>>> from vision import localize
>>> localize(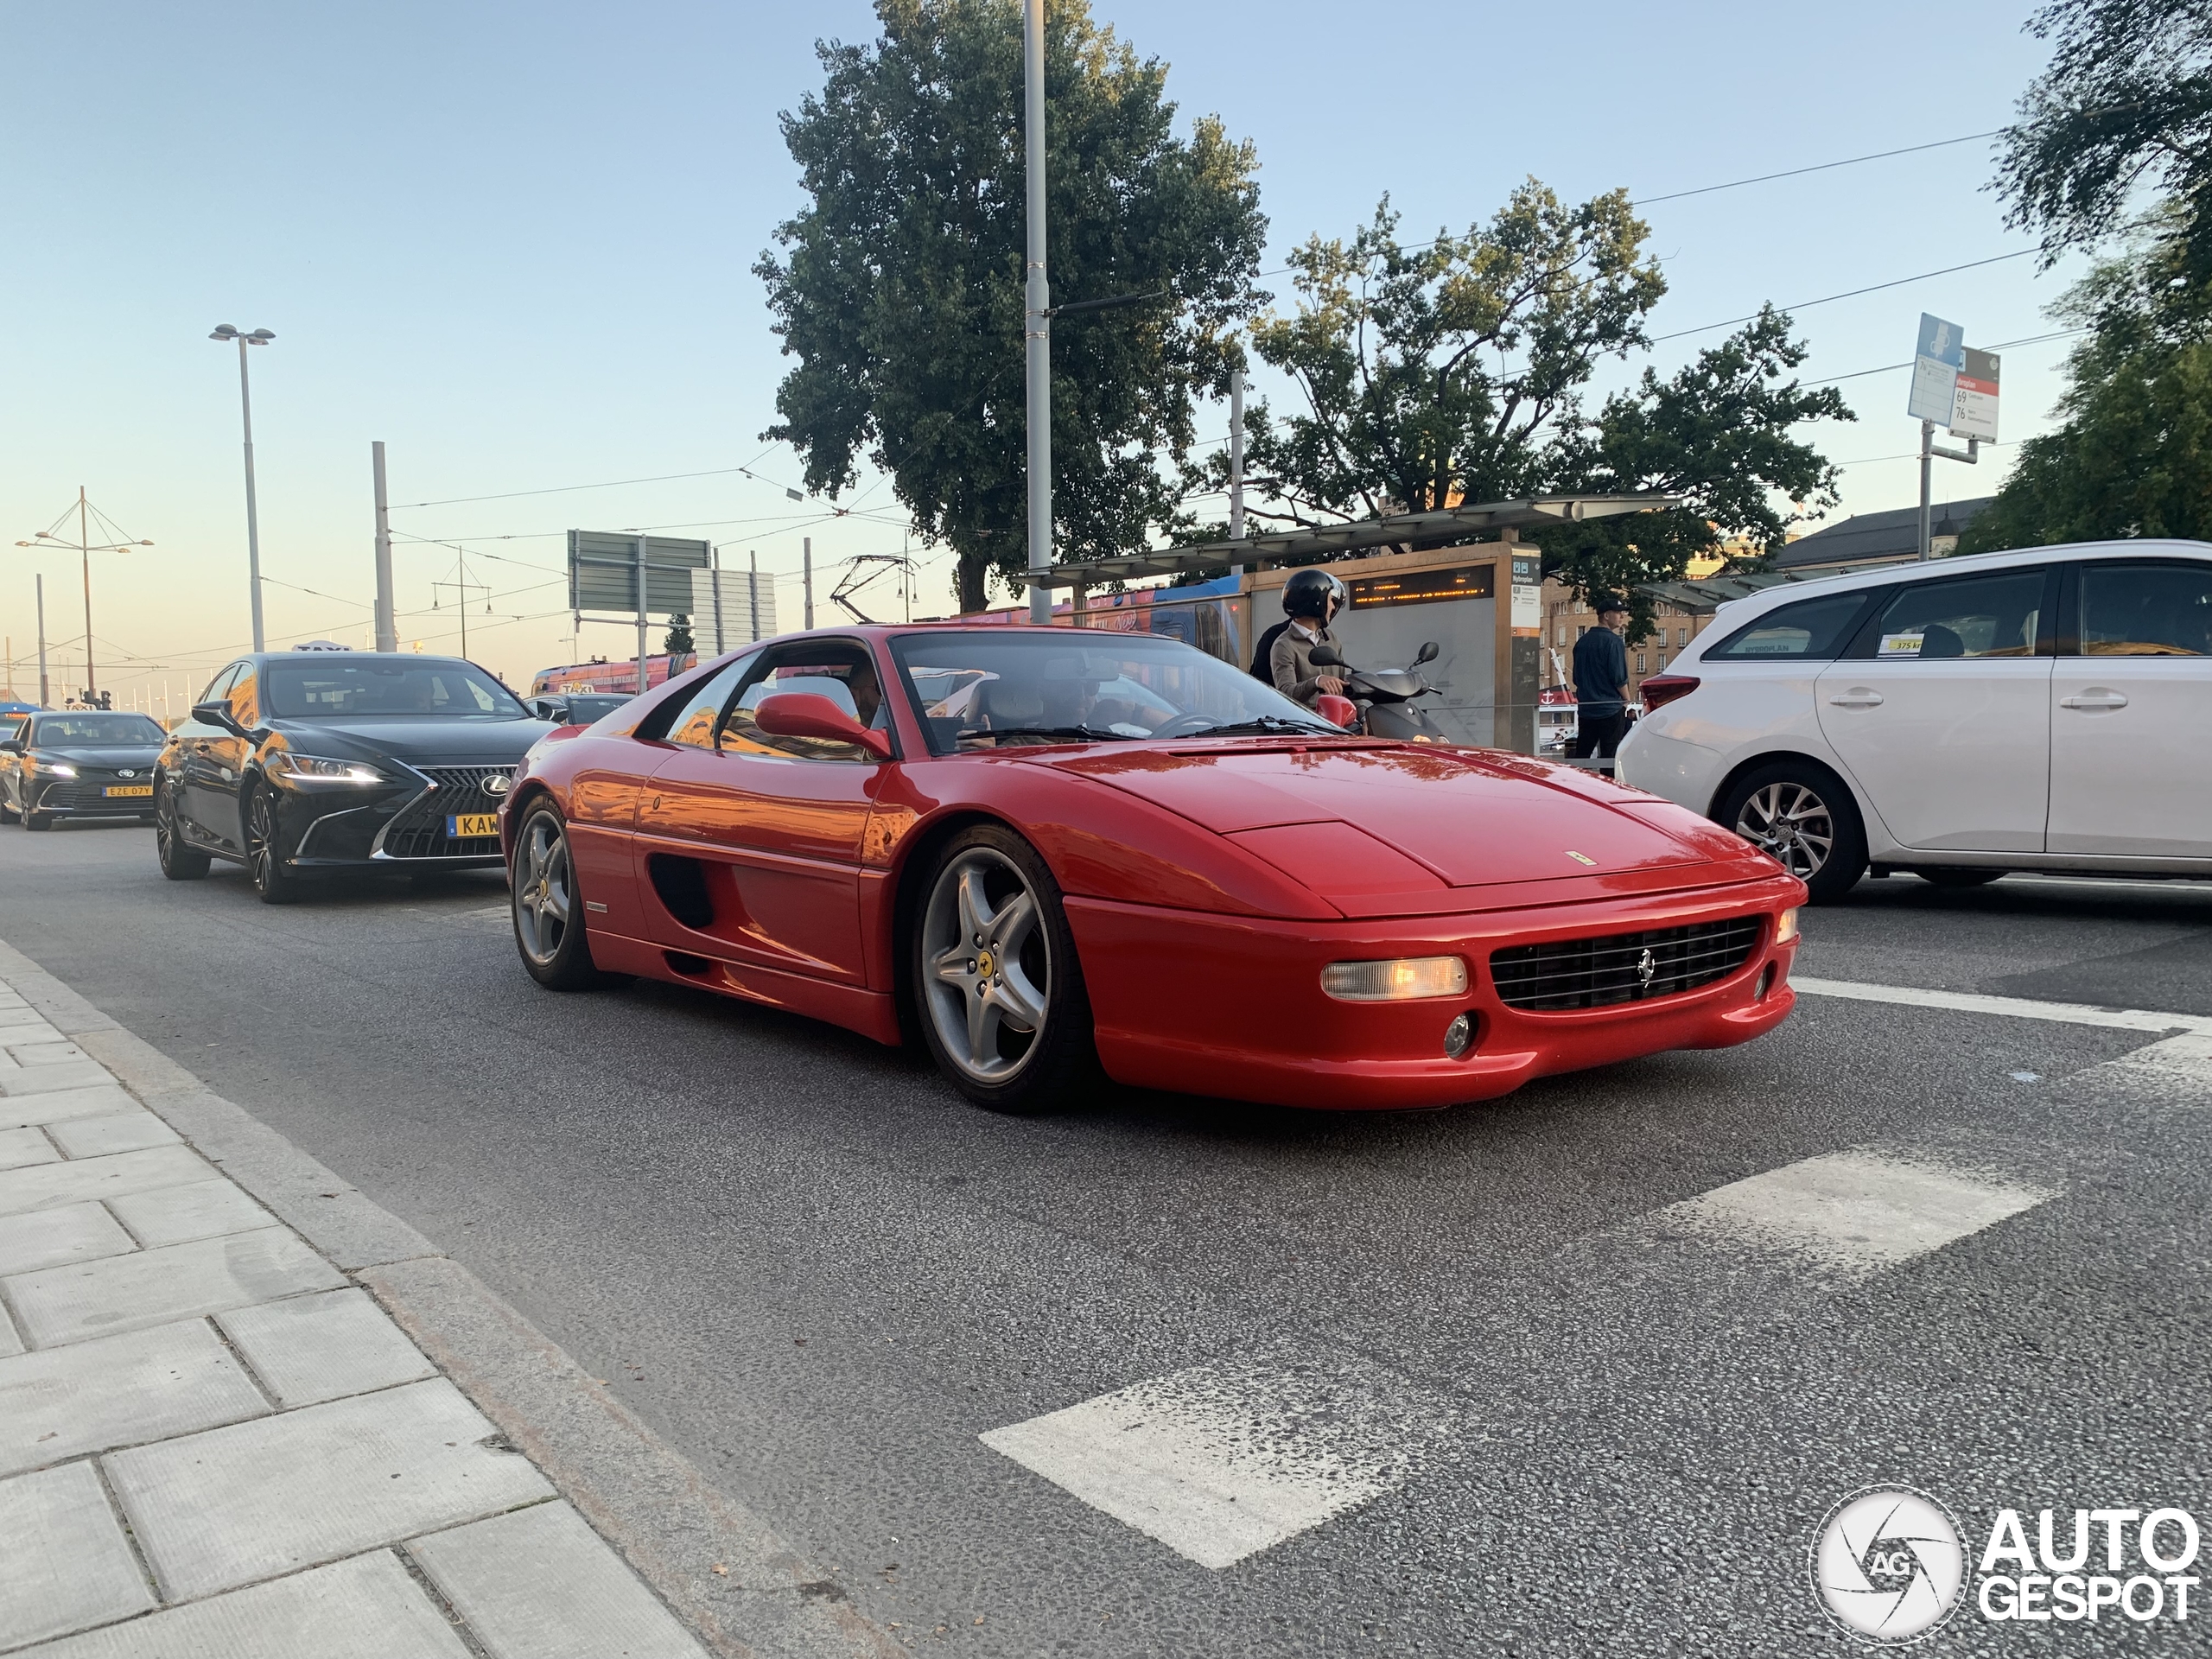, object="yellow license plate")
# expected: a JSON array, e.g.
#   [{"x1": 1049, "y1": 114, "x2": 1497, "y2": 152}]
[
  {"x1": 104, "y1": 785, "x2": 154, "y2": 798},
  {"x1": 446, "y1": 813, "x2": 499, "y2": 838}
]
